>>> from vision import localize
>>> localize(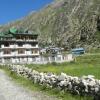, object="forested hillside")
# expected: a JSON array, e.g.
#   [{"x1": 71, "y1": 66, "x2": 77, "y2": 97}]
[{"x1": 0, "y1": 0, "x2": 100, "y2": 49}]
